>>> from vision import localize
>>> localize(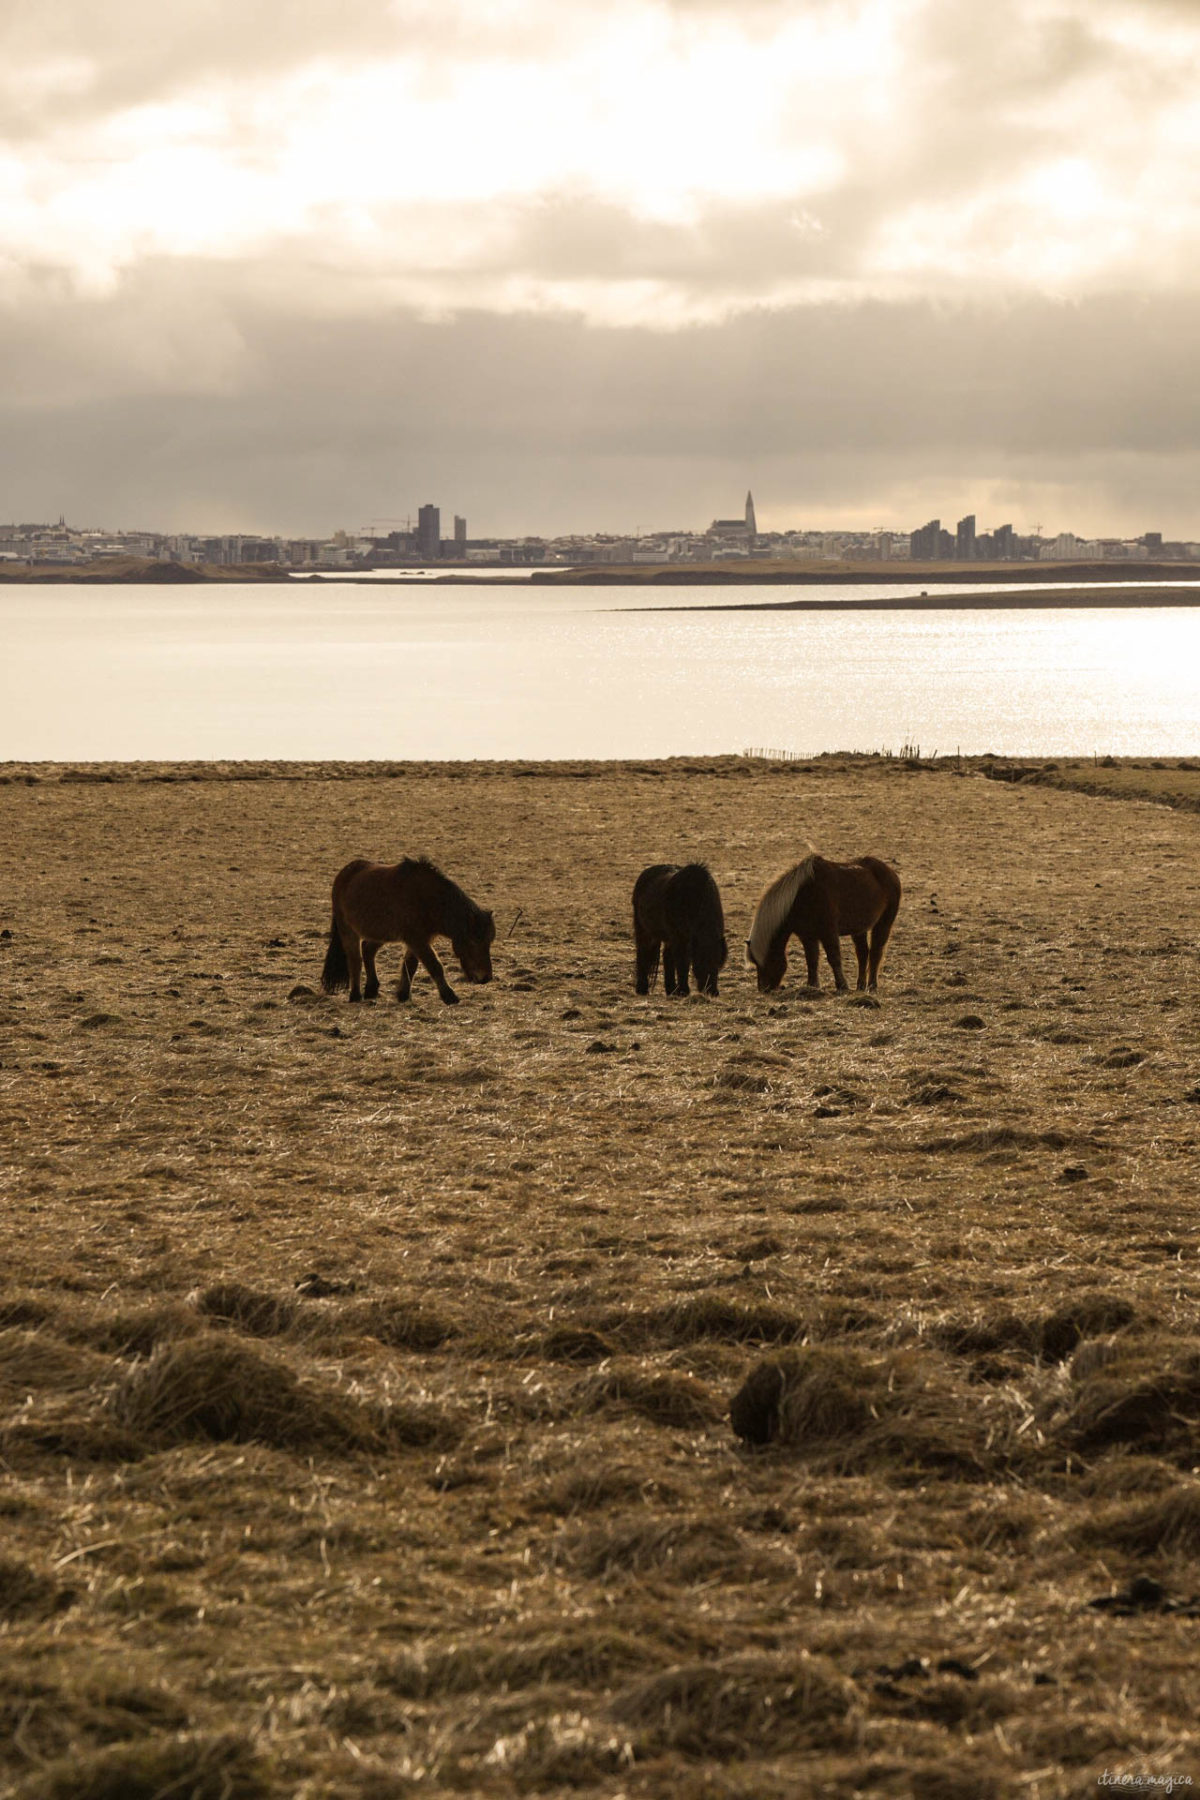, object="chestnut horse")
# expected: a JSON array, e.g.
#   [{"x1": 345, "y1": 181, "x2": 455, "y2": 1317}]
[
  {"x1": 320, "y1": 857, "x2": 495, "y2": 1005},
  {"x1": 746, "y1": 852, "x2": 901, "y2": 993},
  {"x1": 633, "y1": 863, "x2": 728, "y2": 996}
]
